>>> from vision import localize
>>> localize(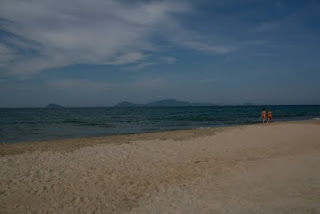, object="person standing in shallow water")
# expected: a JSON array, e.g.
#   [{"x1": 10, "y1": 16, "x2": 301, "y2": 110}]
[
  {"x1": 267, "y1": 109, "x2": 273, "y2": 123},
  {"x1": 261, "y1": 108, "x2": 267, "y2": 123}
]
